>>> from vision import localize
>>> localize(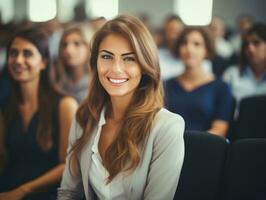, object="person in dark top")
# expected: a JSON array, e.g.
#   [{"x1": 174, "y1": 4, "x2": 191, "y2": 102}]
[
  {"x1": 0, "y1": 28, "x2": 78, "y2": 200},
  {"x1": 0, "y1": 68, "x2": 11, "y2": 108},
  {"x1": 165, "y1": 27, "x2": 234, "y2": 137}
]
